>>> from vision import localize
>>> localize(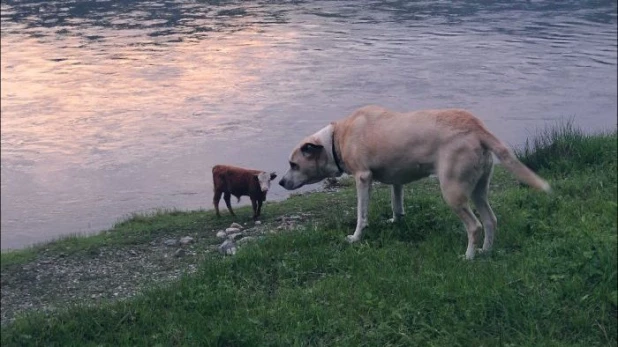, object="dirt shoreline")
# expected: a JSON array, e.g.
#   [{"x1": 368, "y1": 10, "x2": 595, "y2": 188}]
[
  {"x1": 1, "y1": 215, "x2": 321, "y2": 326},
  {"x1": 1, "y1": 235, "x2": 210, "y2": 326},
  {"x1": 0, "y1": 180, "x2": 346, "y2": 326}
]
